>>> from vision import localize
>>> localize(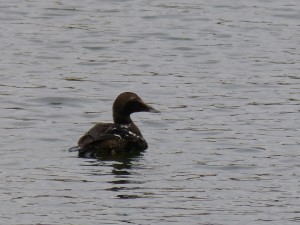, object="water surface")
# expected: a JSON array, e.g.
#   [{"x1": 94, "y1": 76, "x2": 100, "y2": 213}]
[{"x1": 0, "y1": 0, "x2": 299, "y2": 224}]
